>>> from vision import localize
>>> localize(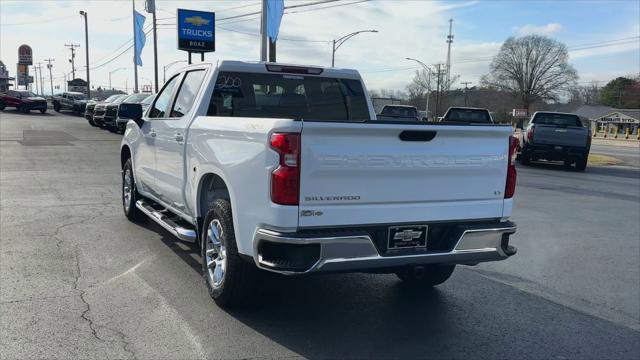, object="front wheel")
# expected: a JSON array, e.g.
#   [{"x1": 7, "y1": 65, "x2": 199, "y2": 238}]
[
  {"x1": 53, "y1": 104, "x2": 60, "y2": 112},
  {"x1": 122, "y1": 158, "x2": 145, "y2": 222},
  {"x1": 40, "y1": 109, "x2": 46, "y2": 114},
  {"x1": 395, "y1": 264, "x2": 456, "y2": 287},
  {"x1": 201, "y1": 199, "x2": 256, "y2": 307}
]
